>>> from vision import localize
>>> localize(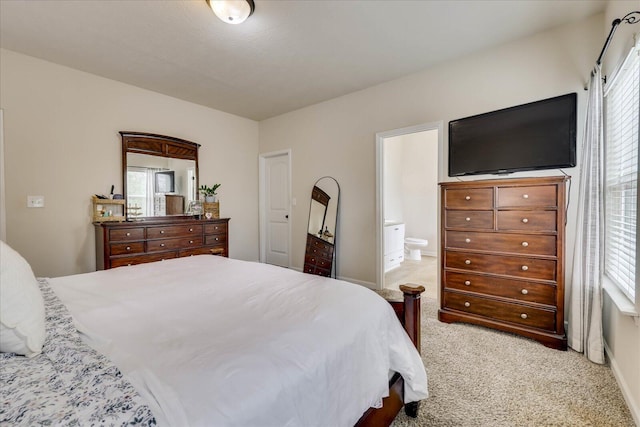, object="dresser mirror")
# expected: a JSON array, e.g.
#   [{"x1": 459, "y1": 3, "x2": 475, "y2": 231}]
[
  {"x1": 304, "y1": 177, "x2": 340, "y2": 277},
  {"x1": 121, "y1": 132, "x2": 200, "y2": 218}
]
